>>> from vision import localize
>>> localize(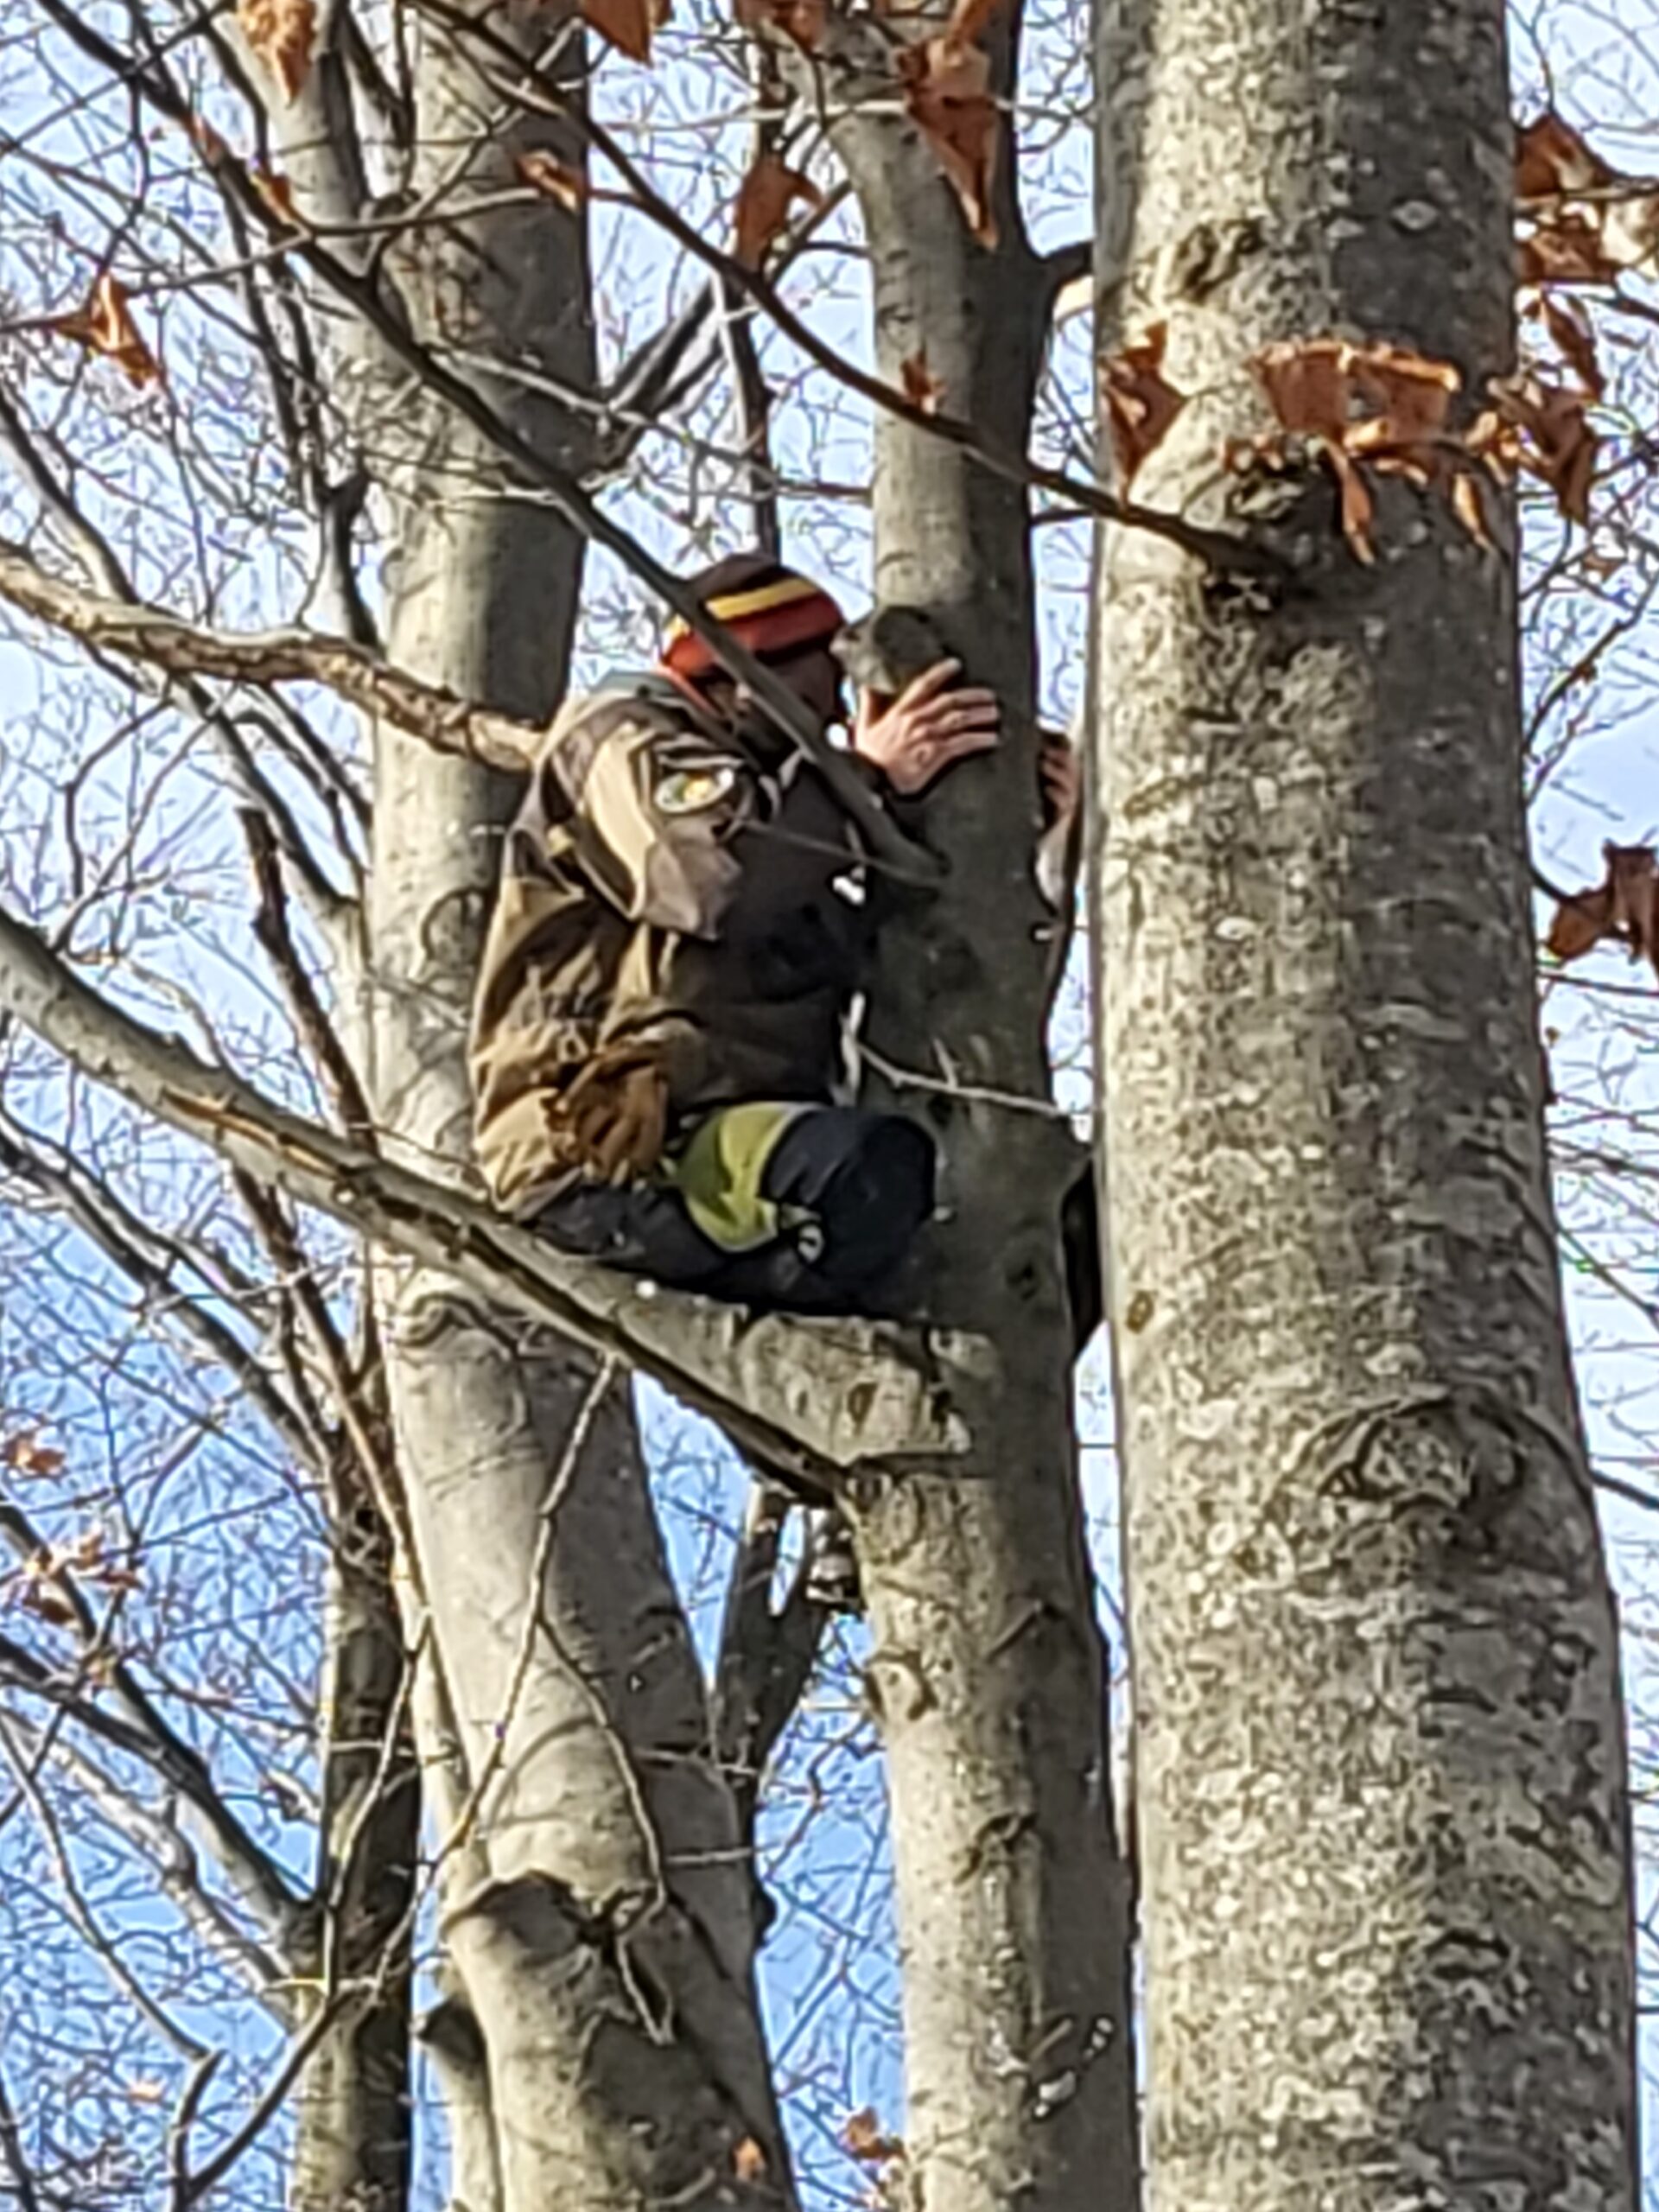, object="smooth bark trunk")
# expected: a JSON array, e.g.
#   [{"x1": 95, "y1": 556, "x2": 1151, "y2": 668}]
[
  {"x1": 823, "y1": 17, "x2": 1140, "y2": 2208},
  {"x1": 1092, "y1": 0, "x2": 1637, "y2": 2202}
]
